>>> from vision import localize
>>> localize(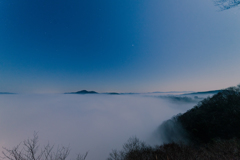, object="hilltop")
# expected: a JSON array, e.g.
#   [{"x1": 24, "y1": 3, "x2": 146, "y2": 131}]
[{"x1": 65, "y1": 90, "x2": 98, "y2": 94}]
